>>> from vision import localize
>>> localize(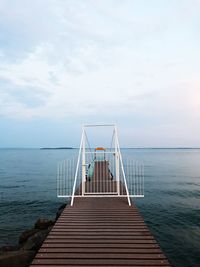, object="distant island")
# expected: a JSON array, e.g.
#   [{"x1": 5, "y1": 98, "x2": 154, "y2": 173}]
[{"x1": 40, "y1": 147, "x2": 74, "y2": 150}]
